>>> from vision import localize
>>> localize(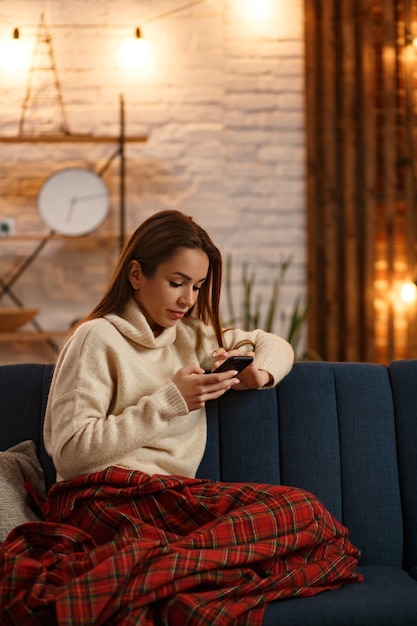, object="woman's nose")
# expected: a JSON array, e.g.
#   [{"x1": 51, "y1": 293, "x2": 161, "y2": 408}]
[{"x1": 178, "y1": 288, "x2": 195, "y2": 308}]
